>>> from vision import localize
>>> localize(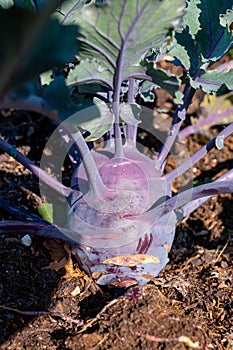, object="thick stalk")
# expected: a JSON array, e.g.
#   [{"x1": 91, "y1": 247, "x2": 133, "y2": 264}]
[
  {"x1": 124, "y1": 124, "x2": 138, "y2": 147},
  {"x1": 112, "y1": 80, "x2": 124, "y2": 157},
  {"x1": 113, "y1": 115, "x2": 124, "y2": 158},
  {"x1": 0, "y1": 137, "x2": 74, "y2": 197},
  {"x1": 0, "y1": 221, "x2": 76, "y2": 243},
  {"x1": 104, "y1": 127, "x2": 115, "y2": 148},
  {"x1": 124, "y1": 78, "x2": 138, "y2": 147},
  {"x1": 64, "y1": 123, "x2": 112, "y2": 199},
  {"x1": 58, "y1": 125, "x2": 82, "y2": 168},
  {"x1": 164, "y1": 122, "x2": 233, "y2": 183}
]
